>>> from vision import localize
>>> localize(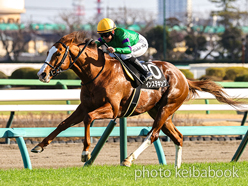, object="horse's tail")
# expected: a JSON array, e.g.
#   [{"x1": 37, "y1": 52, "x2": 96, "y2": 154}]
[{"x1": 187, "y1": 79, "x2": 242, "y2": 107}]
